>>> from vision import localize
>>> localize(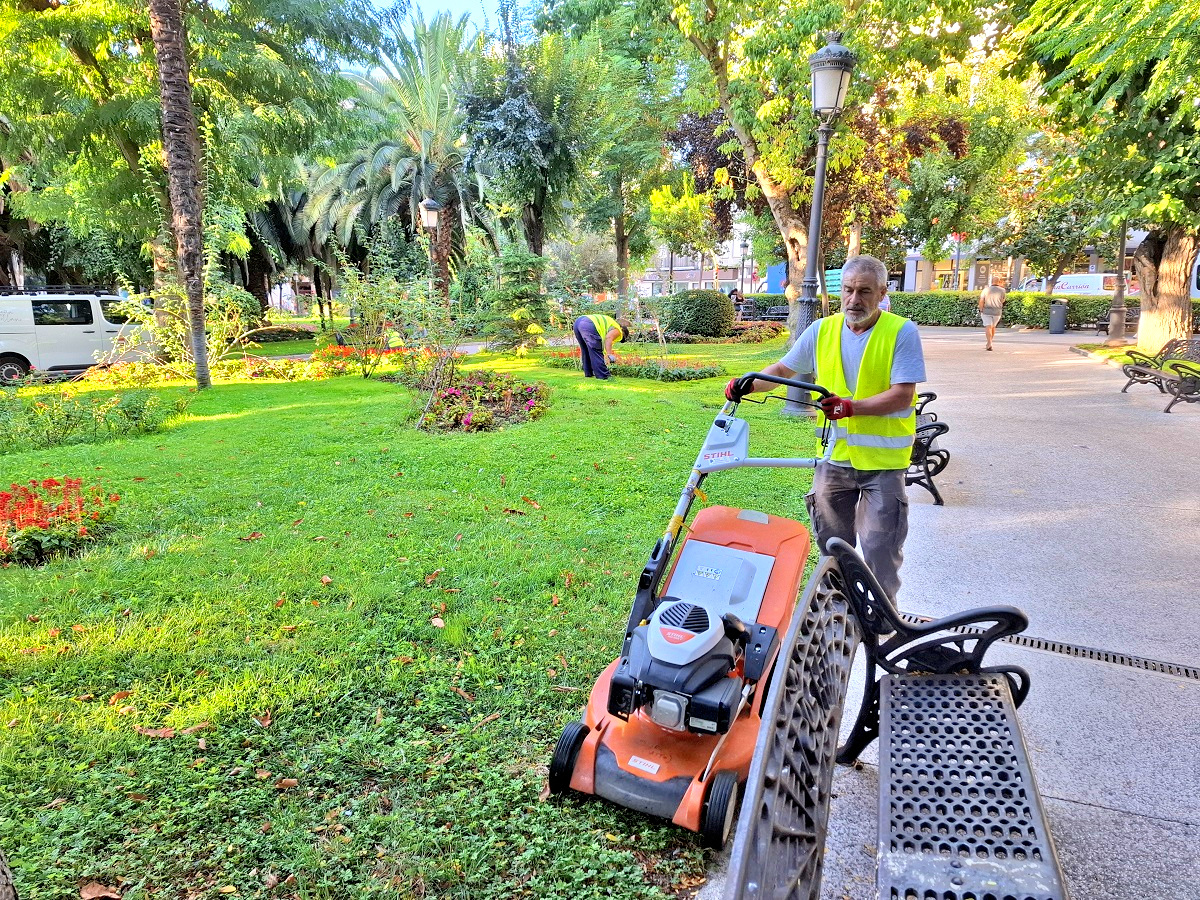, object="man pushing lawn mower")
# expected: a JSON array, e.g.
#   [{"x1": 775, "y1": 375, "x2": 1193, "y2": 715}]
[
  {"x1": 572, "y1": 313, "x2": 631, "y2": 379},
  {"x1": 726, "y1": 254, "x2": 926, "y2": 600}
]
